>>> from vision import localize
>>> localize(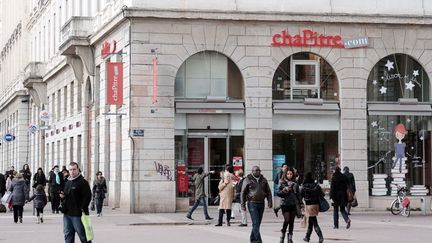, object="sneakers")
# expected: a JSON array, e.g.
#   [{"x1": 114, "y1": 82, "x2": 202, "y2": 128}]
[
  {"x1": 238, "y1": 224, "x2": 247, "y2": 227},
  {"x1": 346, "y1": 219, "x2": 351, "y2": 229},
  {"x1": 205, "y1": 217, "x2": 213, "y2": 220},
  {"x1": 19, "y1": 217, "x2": 23, "y2": 223},
  {"x1": 186, "y1": 215, "x2": 193, "y2": 220}
]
